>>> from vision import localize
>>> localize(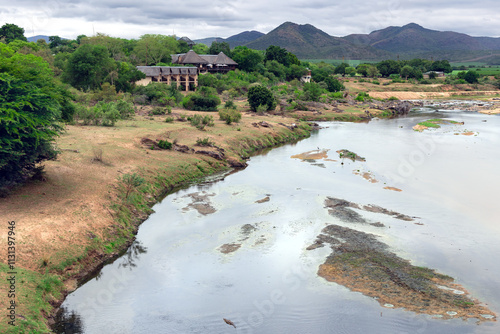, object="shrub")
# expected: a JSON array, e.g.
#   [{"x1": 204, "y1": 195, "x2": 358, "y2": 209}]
[
  {"x1": 355, "y1": 92, "x2": 371, "y2": 102},
  {"x1": 247, "y1": 85, "x2": 276, "y2": 112},
  {"x1": 188, "y1": 114, "x2": 214, "y2": 130},
  {"x1": 219, "y1": 109, "x2": 242, "y2": 124},
  {"x1": 157, "y1": 139, "x2": 172, "y2": 150},
  {"x1": 196, "y1": 137, "x2": 214, "y2": 146},
  {"x1": 148, "y1": 107, "x2": 166, "y2": 116},
  {"x1": 165, "y1": 116, "x2": 174, "y2": 123},
  {"x1": 119, "y1": 173, "x2": 145, "y2": 200},
  {"x1": 115, "y1": 100, "x2": 135, "y2": 119},
  {"x1": 224, "y1": 99, "x2": 237, "y2": 109},
  {"x1": 302, "y1": 82, "x2": 323, "y2": 101},
  {"x1": 183, "y1": 94, "x2": 221, "y2": 111}
]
